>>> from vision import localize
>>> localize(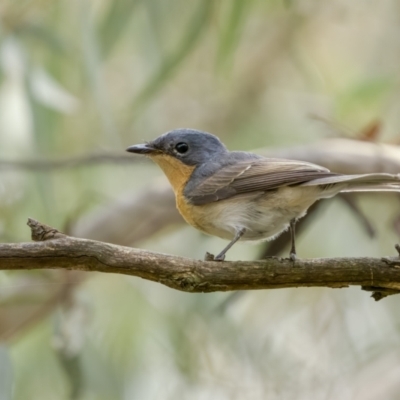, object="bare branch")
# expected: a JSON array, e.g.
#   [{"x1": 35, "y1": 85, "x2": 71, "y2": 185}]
[
  {"x1": 0, "y1": 153, "x2": 139, "y2": 171},
  {"x1": 1, "y1": 219, "x2": 400, "y2": 301},
  {"x1": 0, "y1": 139, "x2": 399, "y2": 174},
  {"x1": 260, "y1": 139, "x2": 400, "y2": 174}
]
